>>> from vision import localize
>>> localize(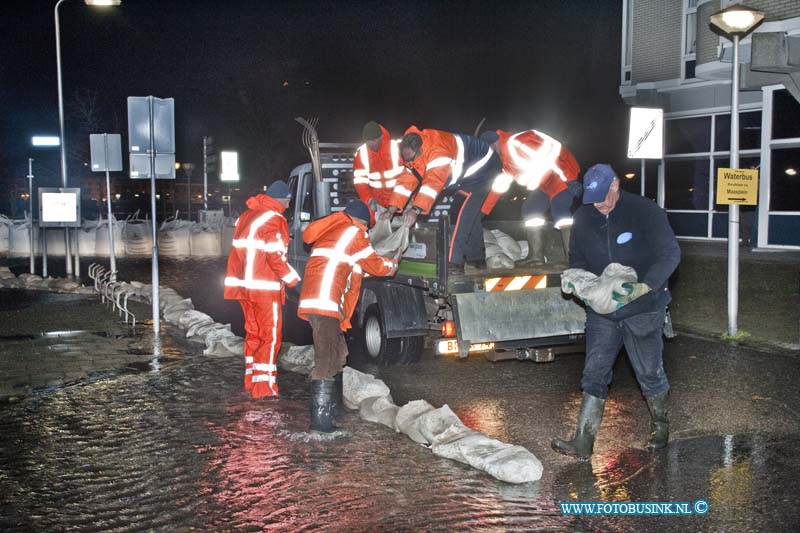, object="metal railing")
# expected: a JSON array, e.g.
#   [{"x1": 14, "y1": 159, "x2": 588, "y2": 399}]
[{"x1": 88, "y1": 263, "x2": 136, "y2": 328}]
